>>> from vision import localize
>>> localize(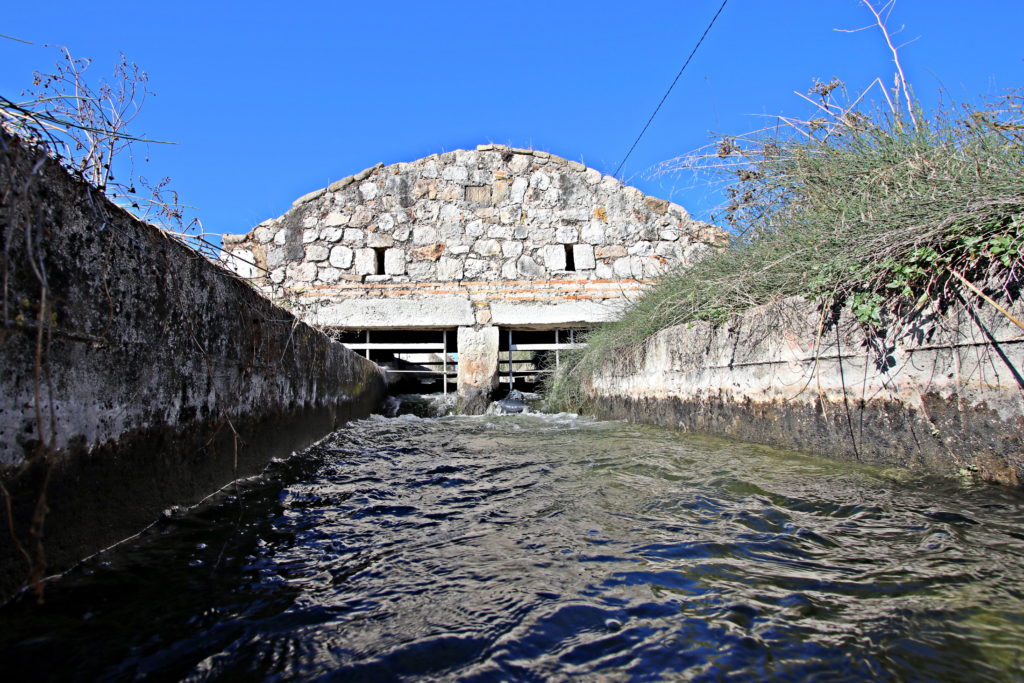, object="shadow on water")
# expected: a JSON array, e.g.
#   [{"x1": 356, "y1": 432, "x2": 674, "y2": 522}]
[{"x1": 2, "y1": 411, "x2": 1024, "y2": 681}]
